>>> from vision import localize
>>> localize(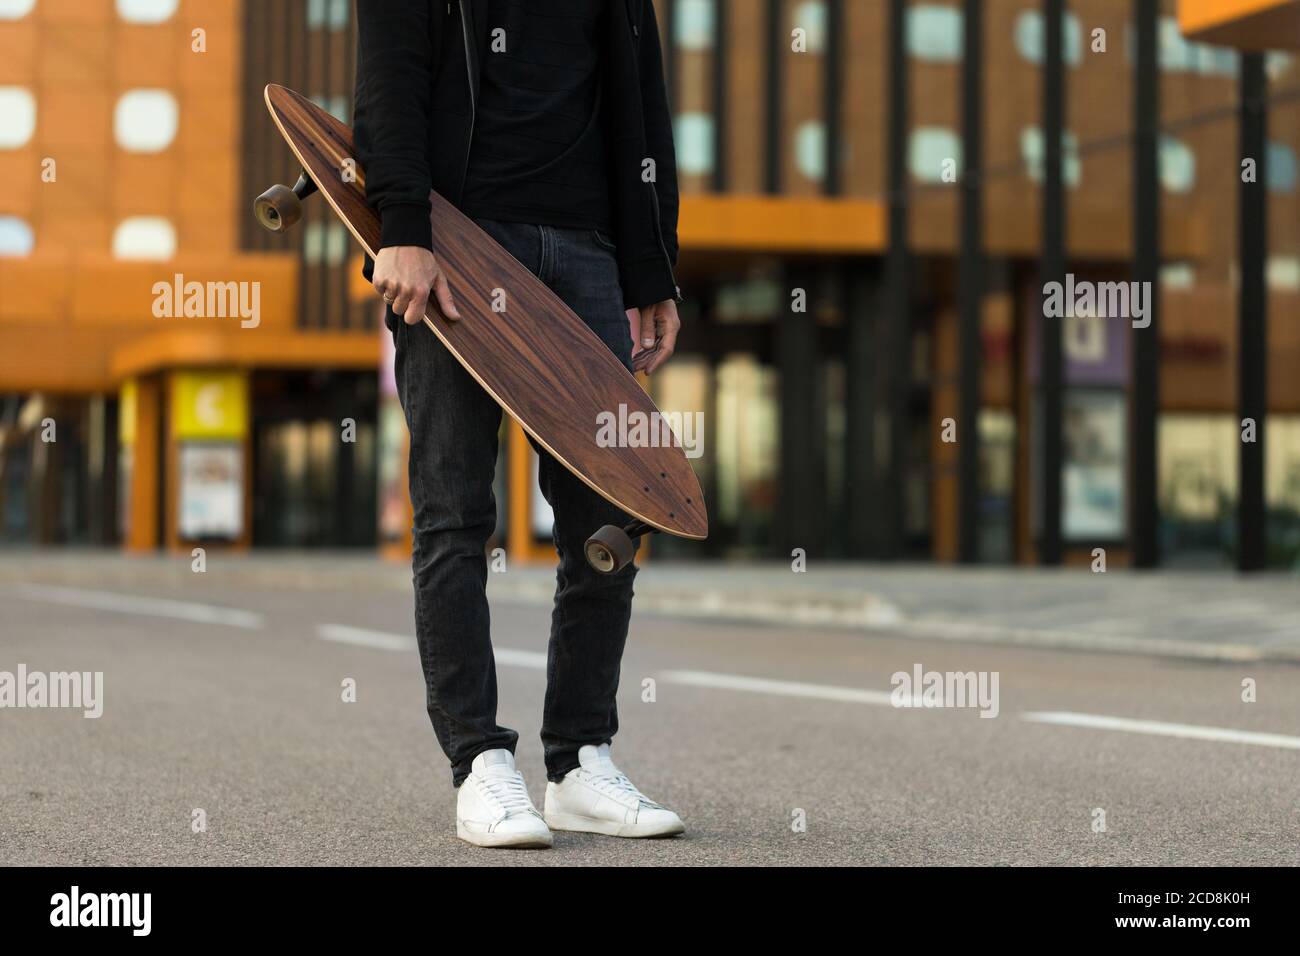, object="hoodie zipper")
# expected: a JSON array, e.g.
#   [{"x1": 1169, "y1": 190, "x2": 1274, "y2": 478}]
[
  {"x1": 455, "y1": 0, "x2": 678, "y2": 302},
  {"x1": 631, "y1": 0, "x2": 680, "y2": 302},
  {"x1": 647, "y1": 181, "x2": 681, "y2": 302},
  {"x1": 456, "y1": 0, "x2": 477, "y2": 203}
]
